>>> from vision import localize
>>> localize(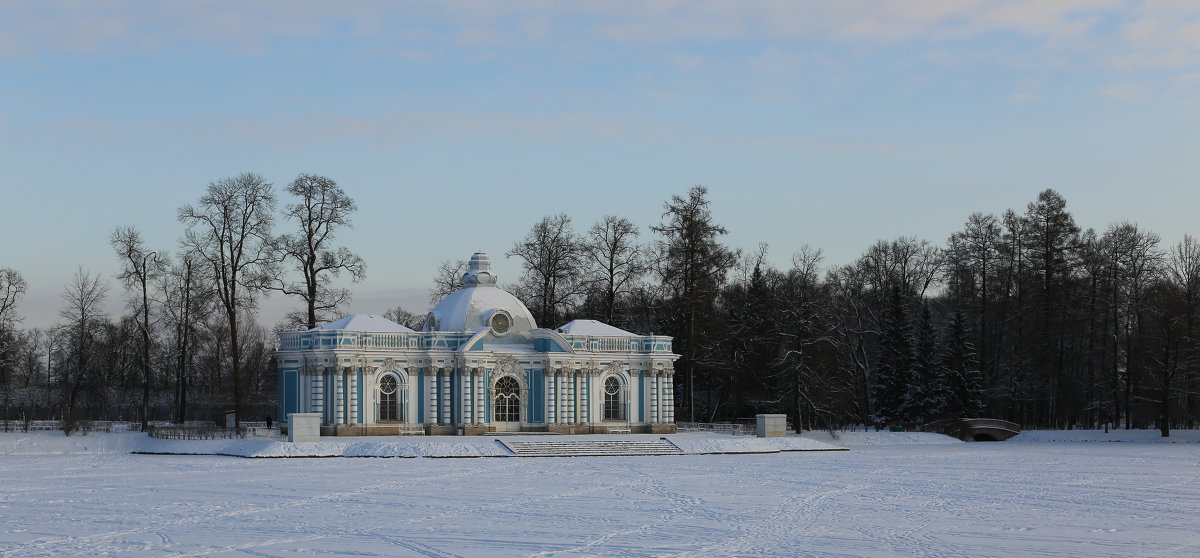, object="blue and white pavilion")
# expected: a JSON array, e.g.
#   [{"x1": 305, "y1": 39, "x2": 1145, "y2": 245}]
[{"x1": 275, "y1": 252, "x2": 678, "y2": 435}]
